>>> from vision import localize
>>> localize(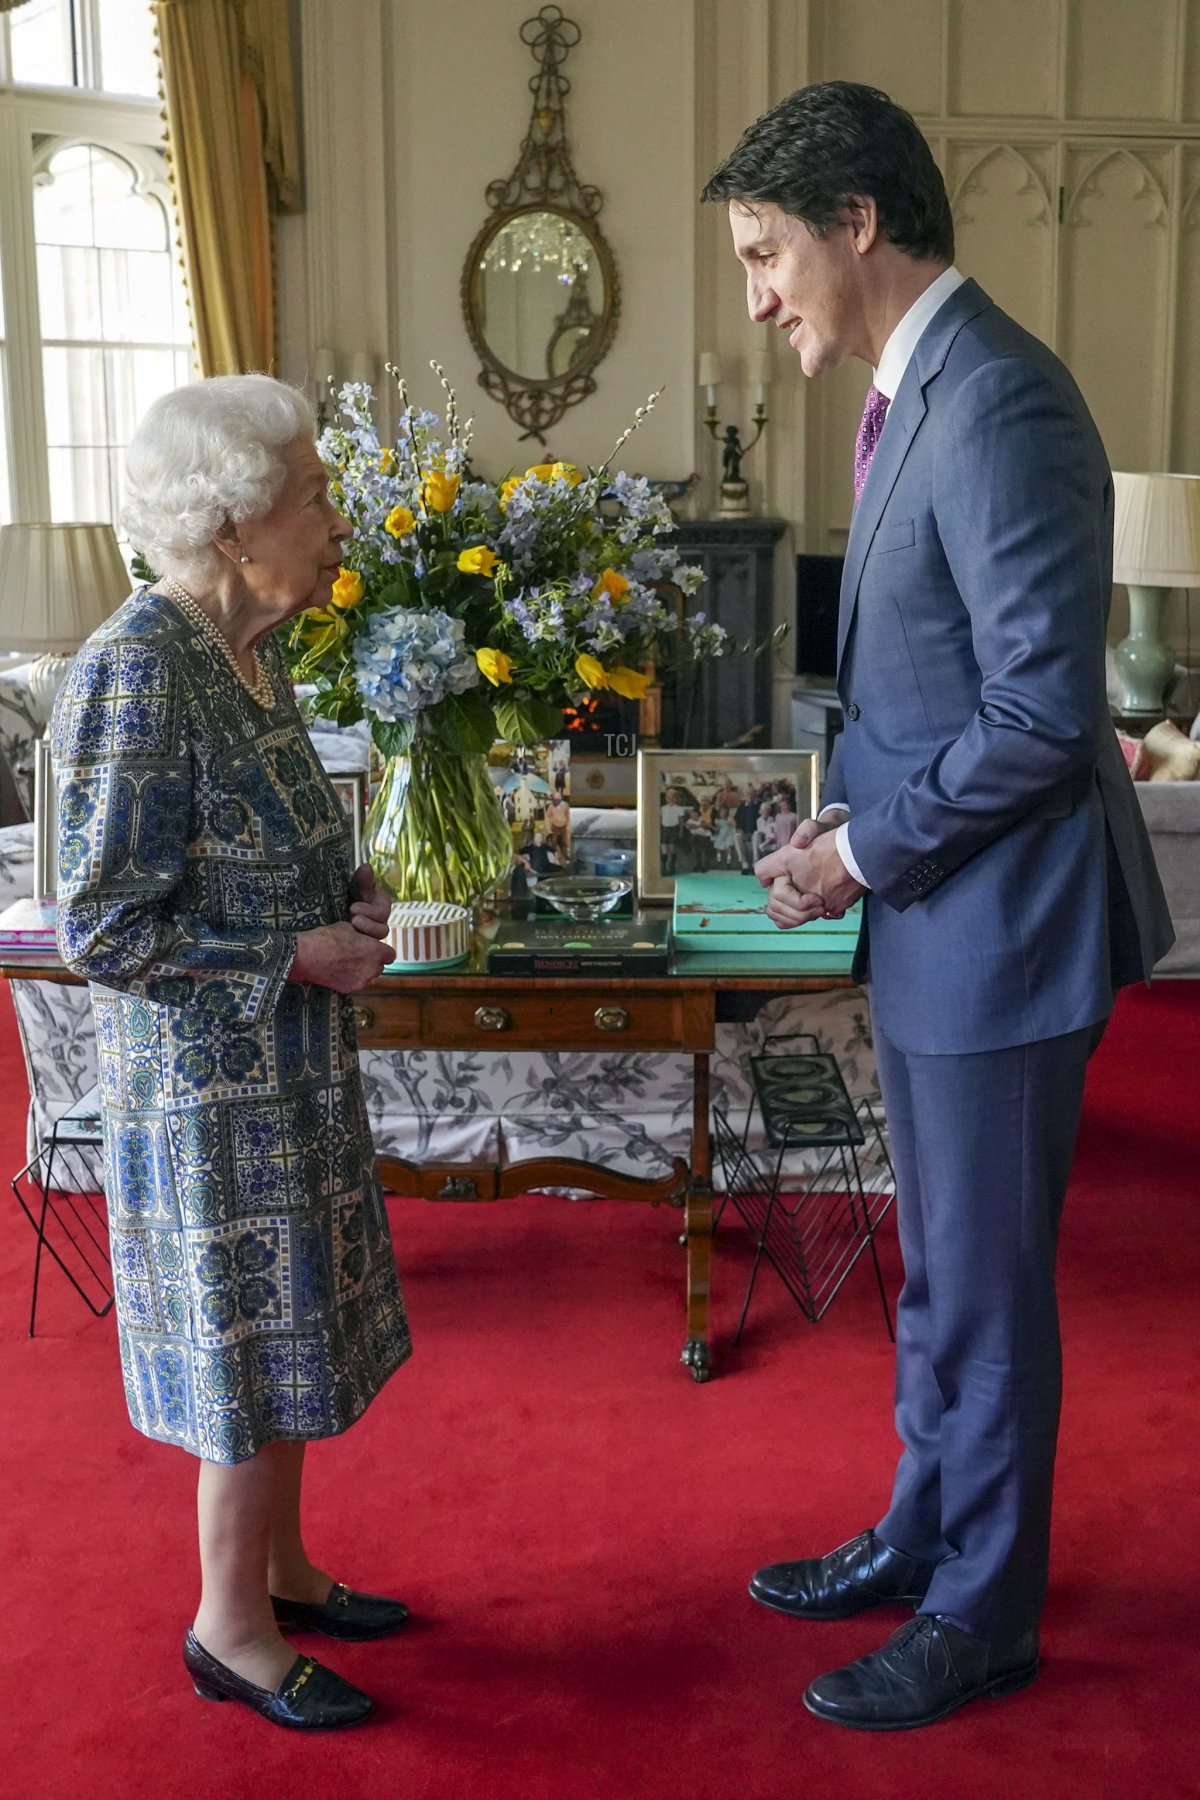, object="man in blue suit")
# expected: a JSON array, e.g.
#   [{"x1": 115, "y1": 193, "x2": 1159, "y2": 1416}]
[{"x1": 704, "y1": 83, "x2": 1173, "y2": 1731}]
